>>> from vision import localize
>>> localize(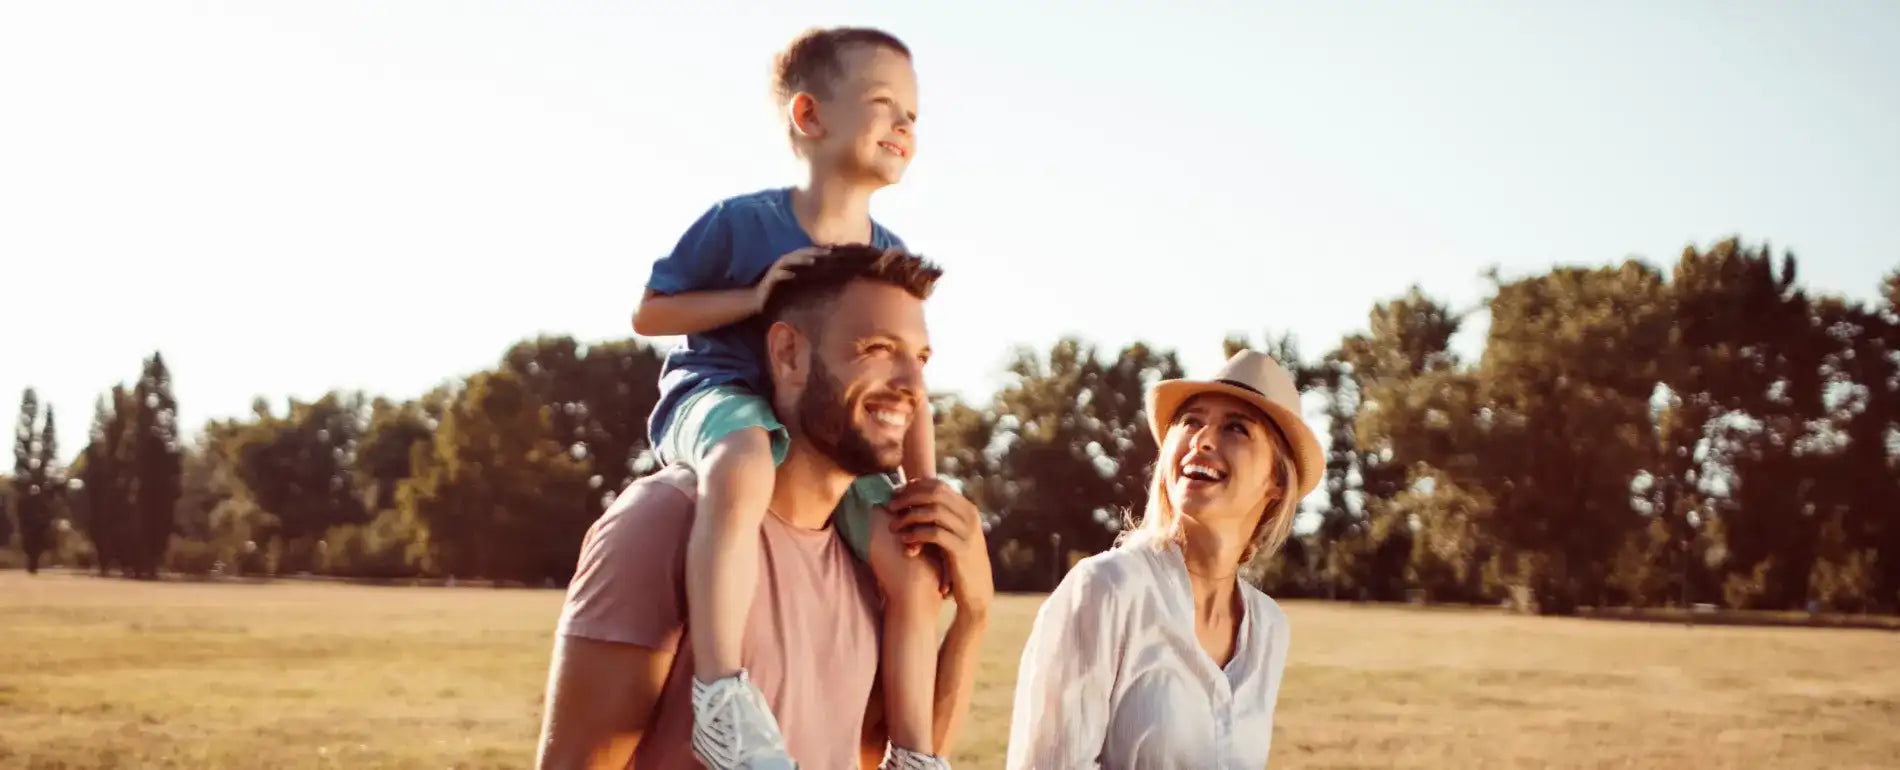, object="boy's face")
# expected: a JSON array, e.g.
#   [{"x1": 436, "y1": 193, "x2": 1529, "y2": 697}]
[{"x1": 806, "y1": 44, "x2": 918, "y2": 185}]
